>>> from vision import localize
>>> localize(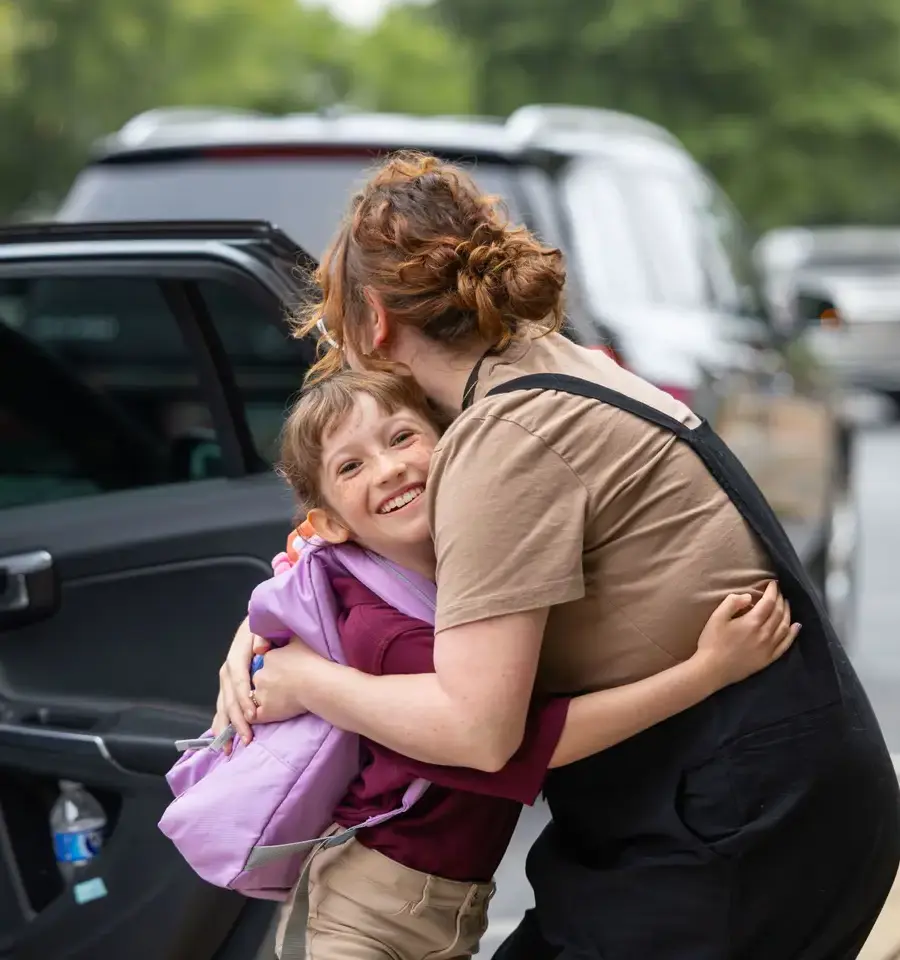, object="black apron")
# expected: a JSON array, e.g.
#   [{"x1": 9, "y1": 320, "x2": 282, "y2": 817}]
[{"x1": 481, "y1": 375, "x2": 900, "y2": 960}]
